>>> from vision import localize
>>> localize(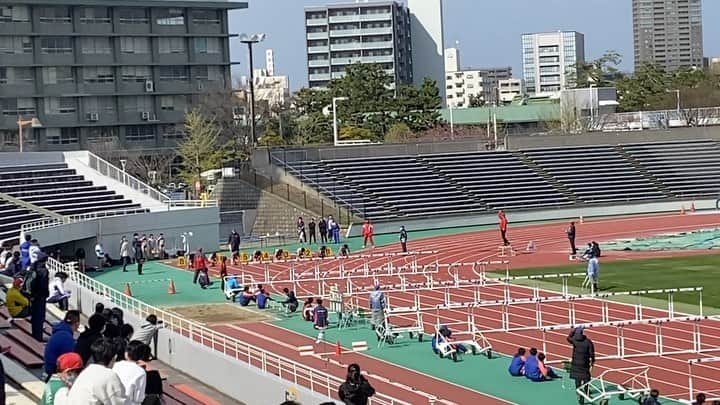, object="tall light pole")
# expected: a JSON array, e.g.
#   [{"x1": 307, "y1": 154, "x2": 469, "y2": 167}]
[
  {"x1": 16, "y1": 117, "x2": 42, "y2": 153},
  {"x1": 332, "y1": 97, "x2": 348, "y2": 146},
  {"x1": 239, "y1": 33, "x2": 266, "y2": 147},
  {"x1": 588, "y1": 84, "x2": 597, "y2": 125},
  {"x1": 674, "y1": 89, "x2": 680, "y2": 114}
]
